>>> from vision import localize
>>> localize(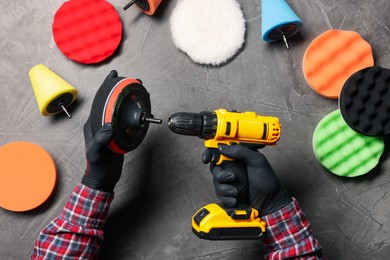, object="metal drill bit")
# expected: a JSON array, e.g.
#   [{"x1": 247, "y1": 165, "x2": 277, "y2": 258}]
[
  {"x1": 61, "y1": 105, "x2": 72, "y2": 119},
  {"x1": 282, "y1": 34, "x2": 290, "y2": 50},
  {"x1": 123, "y1": 0, "x2": 137, "y2": 10},
  {"x1": 144, "y1": 116, "x2": 163, "y2": 124}
]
